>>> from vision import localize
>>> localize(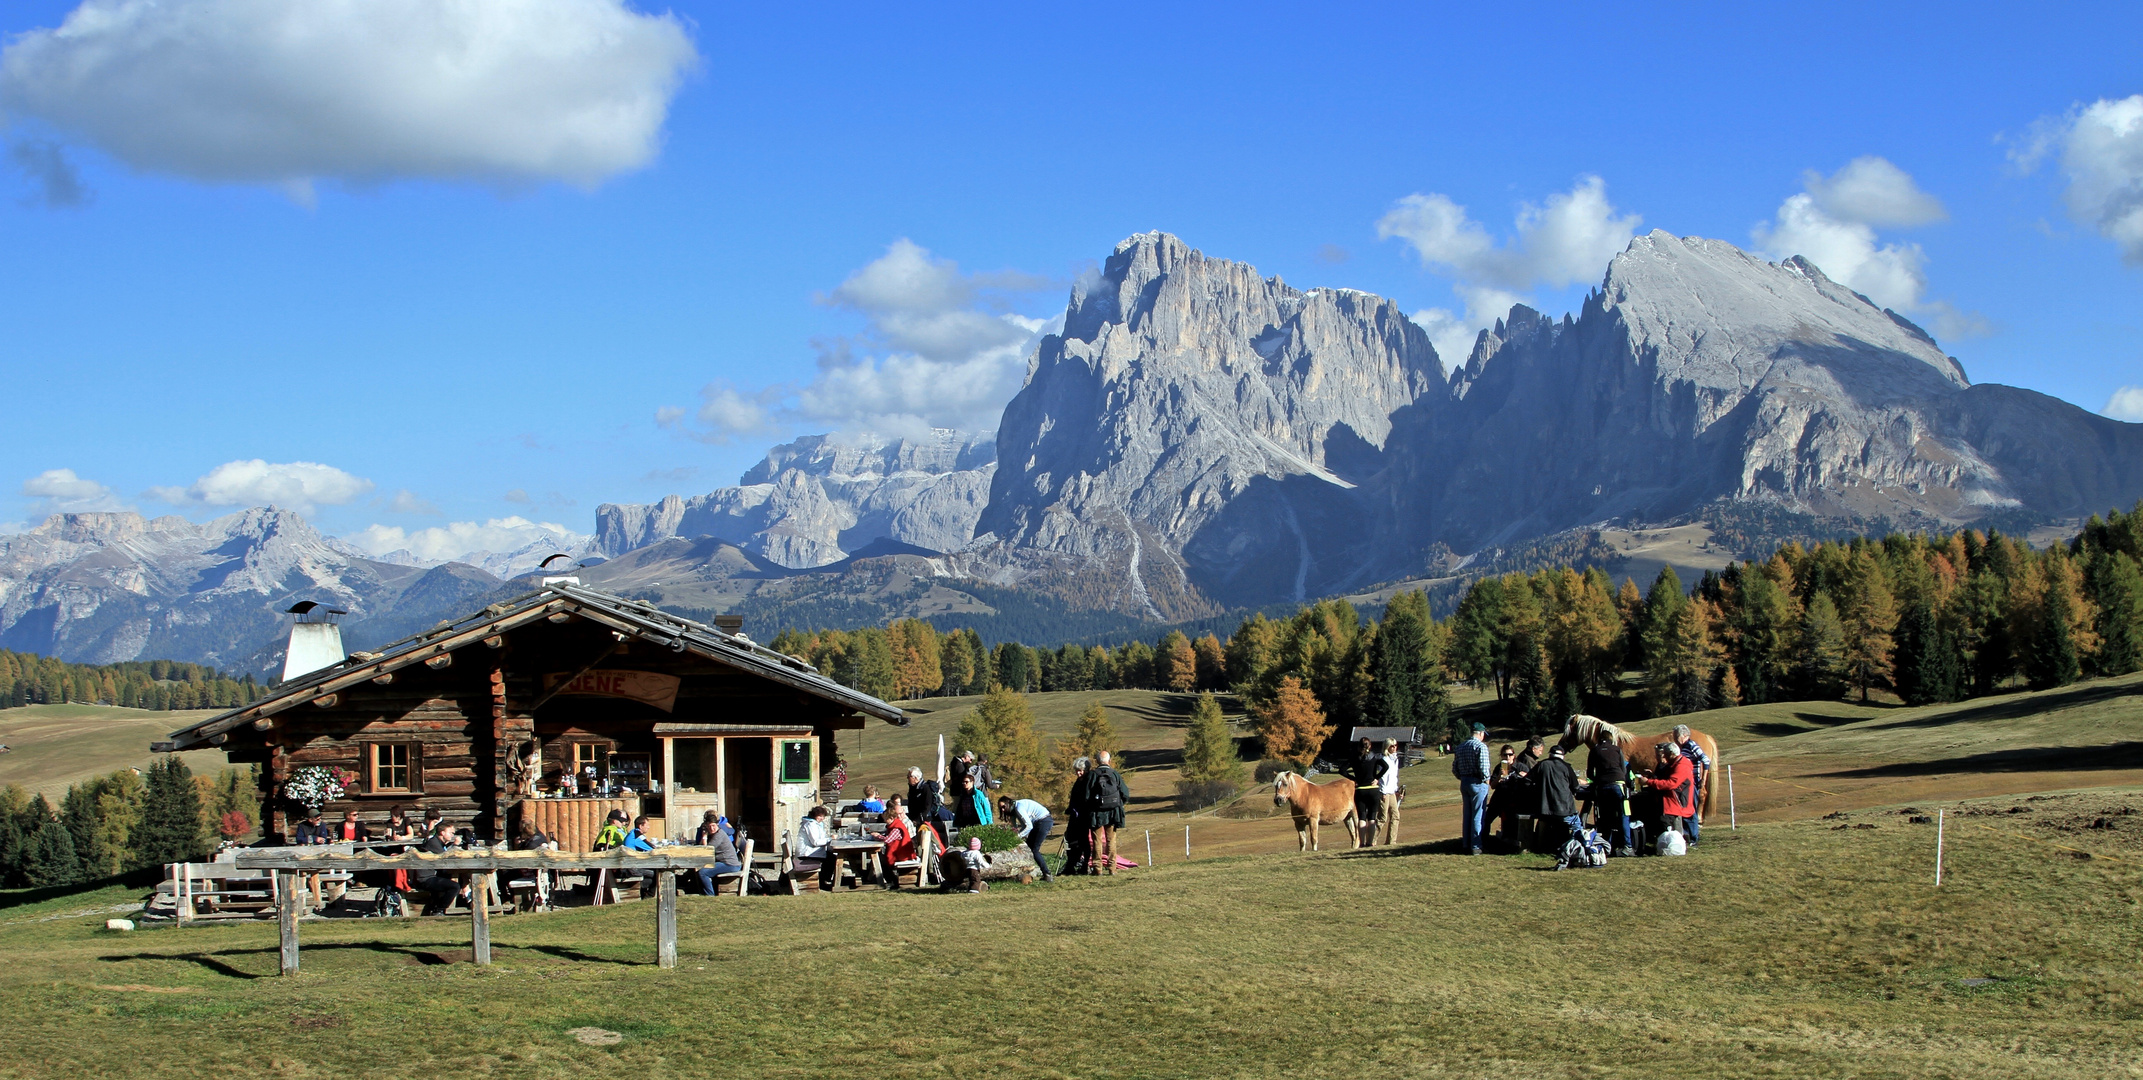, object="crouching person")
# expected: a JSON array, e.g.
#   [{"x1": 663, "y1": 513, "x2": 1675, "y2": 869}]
[{"x1": 947, "y1": 837, "x2": 992, "y2": 893}]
